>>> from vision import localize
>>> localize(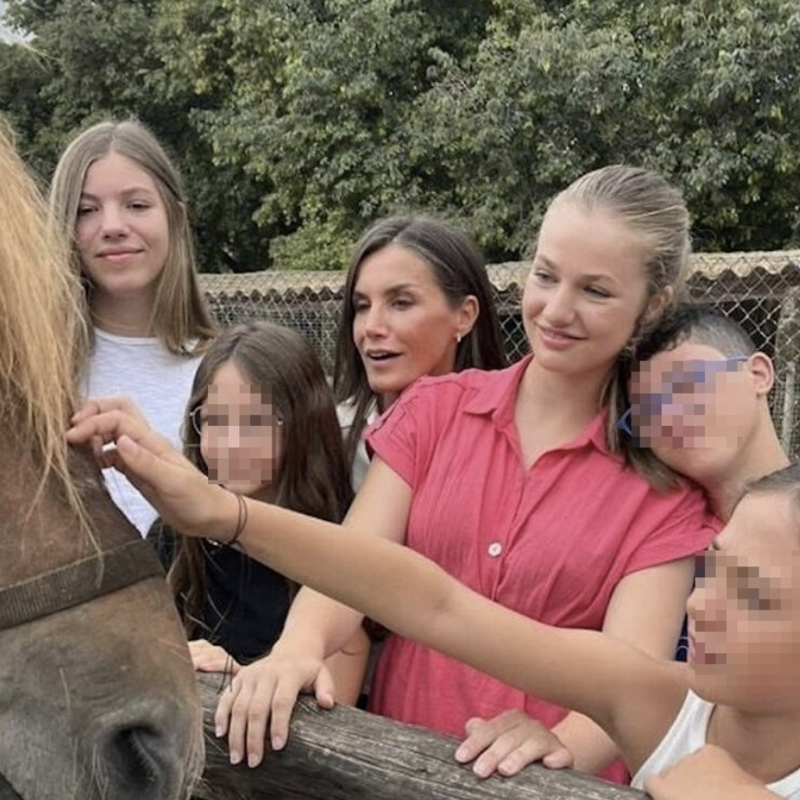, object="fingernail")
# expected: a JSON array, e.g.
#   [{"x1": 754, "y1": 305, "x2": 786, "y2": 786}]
[
  {"x1": 454, "y1": 746, "x2": 467, "y2": 762},
  {"x1": 215, "y1": 724, "x2": 223, "y2": 737},
  {"x1": 248, "y1": 753, "x2": 259, "y2": 768},
  {"x1": 229, "y1": 750, "x2": 241, "y2": 765},
  {"x1": 272, "y1": 735, "x2": 285, "y2": 750}
]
